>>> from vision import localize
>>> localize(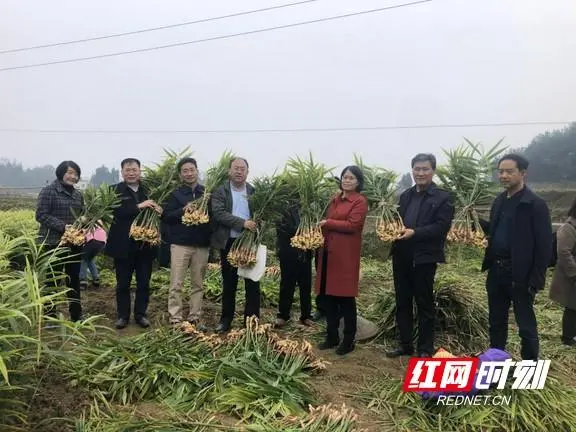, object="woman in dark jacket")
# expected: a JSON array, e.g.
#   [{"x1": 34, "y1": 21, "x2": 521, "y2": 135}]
[
  {"x1": 550, "y1": 198, "x2": 576, "y2": 345},
  {"x1": 36, "y1": 161, "x2": 84, "y2": 322}
]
